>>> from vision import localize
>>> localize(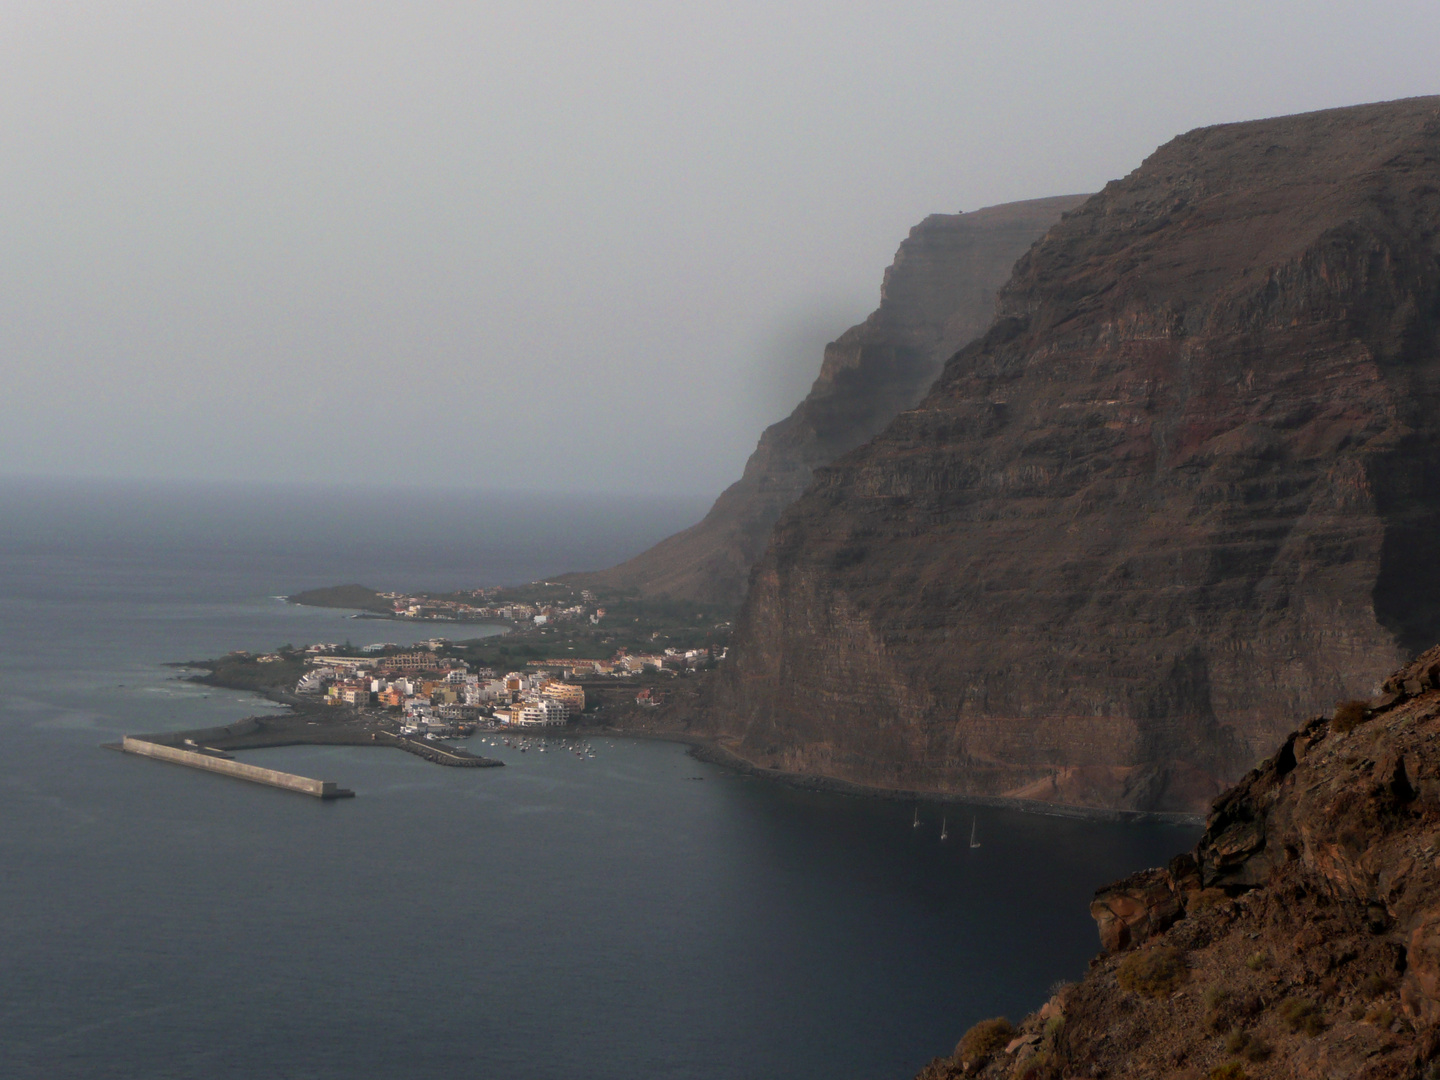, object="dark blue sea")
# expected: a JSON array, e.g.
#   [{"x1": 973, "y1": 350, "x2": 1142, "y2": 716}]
[{"x1": 0, "y1": 477, "x2": 1197, "y2": 1079}]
